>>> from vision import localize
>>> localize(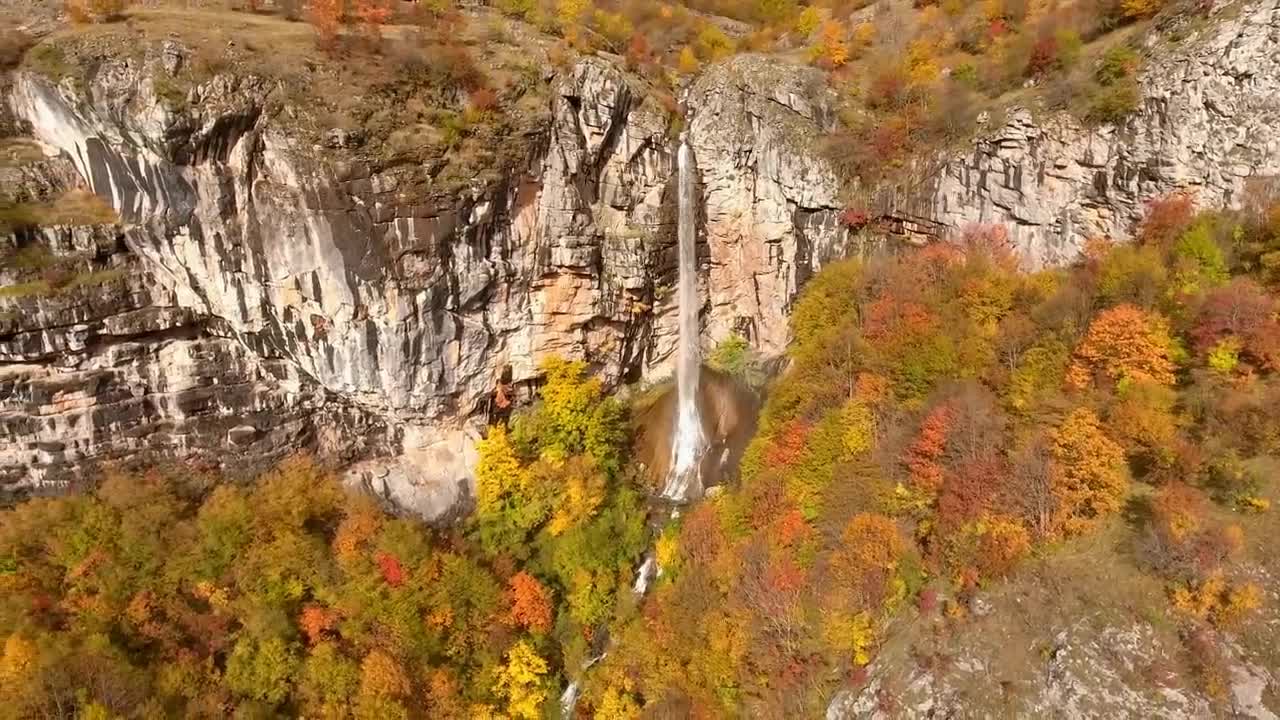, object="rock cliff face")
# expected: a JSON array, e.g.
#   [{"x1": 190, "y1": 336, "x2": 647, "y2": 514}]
[
  {"x1": 2, "y1": 48, "x2": 847, "y2": 513},
  {"x1": 0, "y1": 153, "x2": 391, "y2": 496},
  {"x1": 4, "y1": 0, "x2": 1277, "y2": 515},
  {"x1": 913, "y1": 0, "x2": 1280, "y2": 267},
  {"x1": 687, "y1": 55, "x2": 844, "y2": 357}
]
